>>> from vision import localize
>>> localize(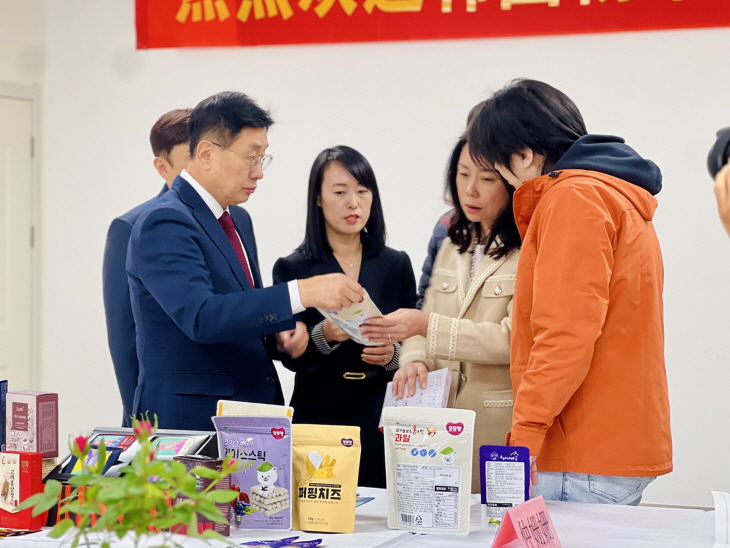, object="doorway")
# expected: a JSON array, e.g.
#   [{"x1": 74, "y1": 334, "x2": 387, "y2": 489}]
[{"x1": 0, "y1": 84, "x2": 40, "y2": 392}]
